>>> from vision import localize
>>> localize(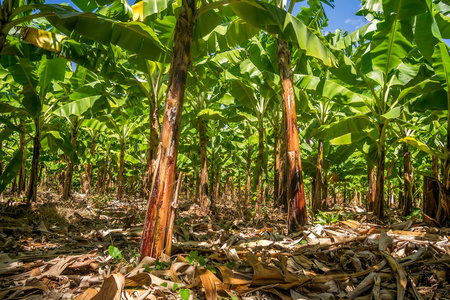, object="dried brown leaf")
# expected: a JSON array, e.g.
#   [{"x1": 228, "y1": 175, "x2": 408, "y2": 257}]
[{"x1": 92, "y1": 273, "x2": 125, "y2": 300}]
